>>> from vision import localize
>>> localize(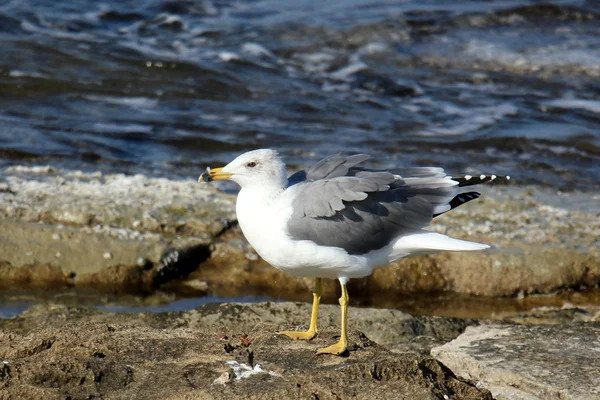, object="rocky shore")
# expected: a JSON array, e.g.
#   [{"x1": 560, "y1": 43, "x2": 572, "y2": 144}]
[
  {"x1": 0, "y1": 164, "x2": 598, "y2": 299},
  {"x1": 0, "y1": 302, "x2": 598, "y2": 399},
  {"x1": 1, "y1": 164, "x2": 600, "y2": 399}
]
